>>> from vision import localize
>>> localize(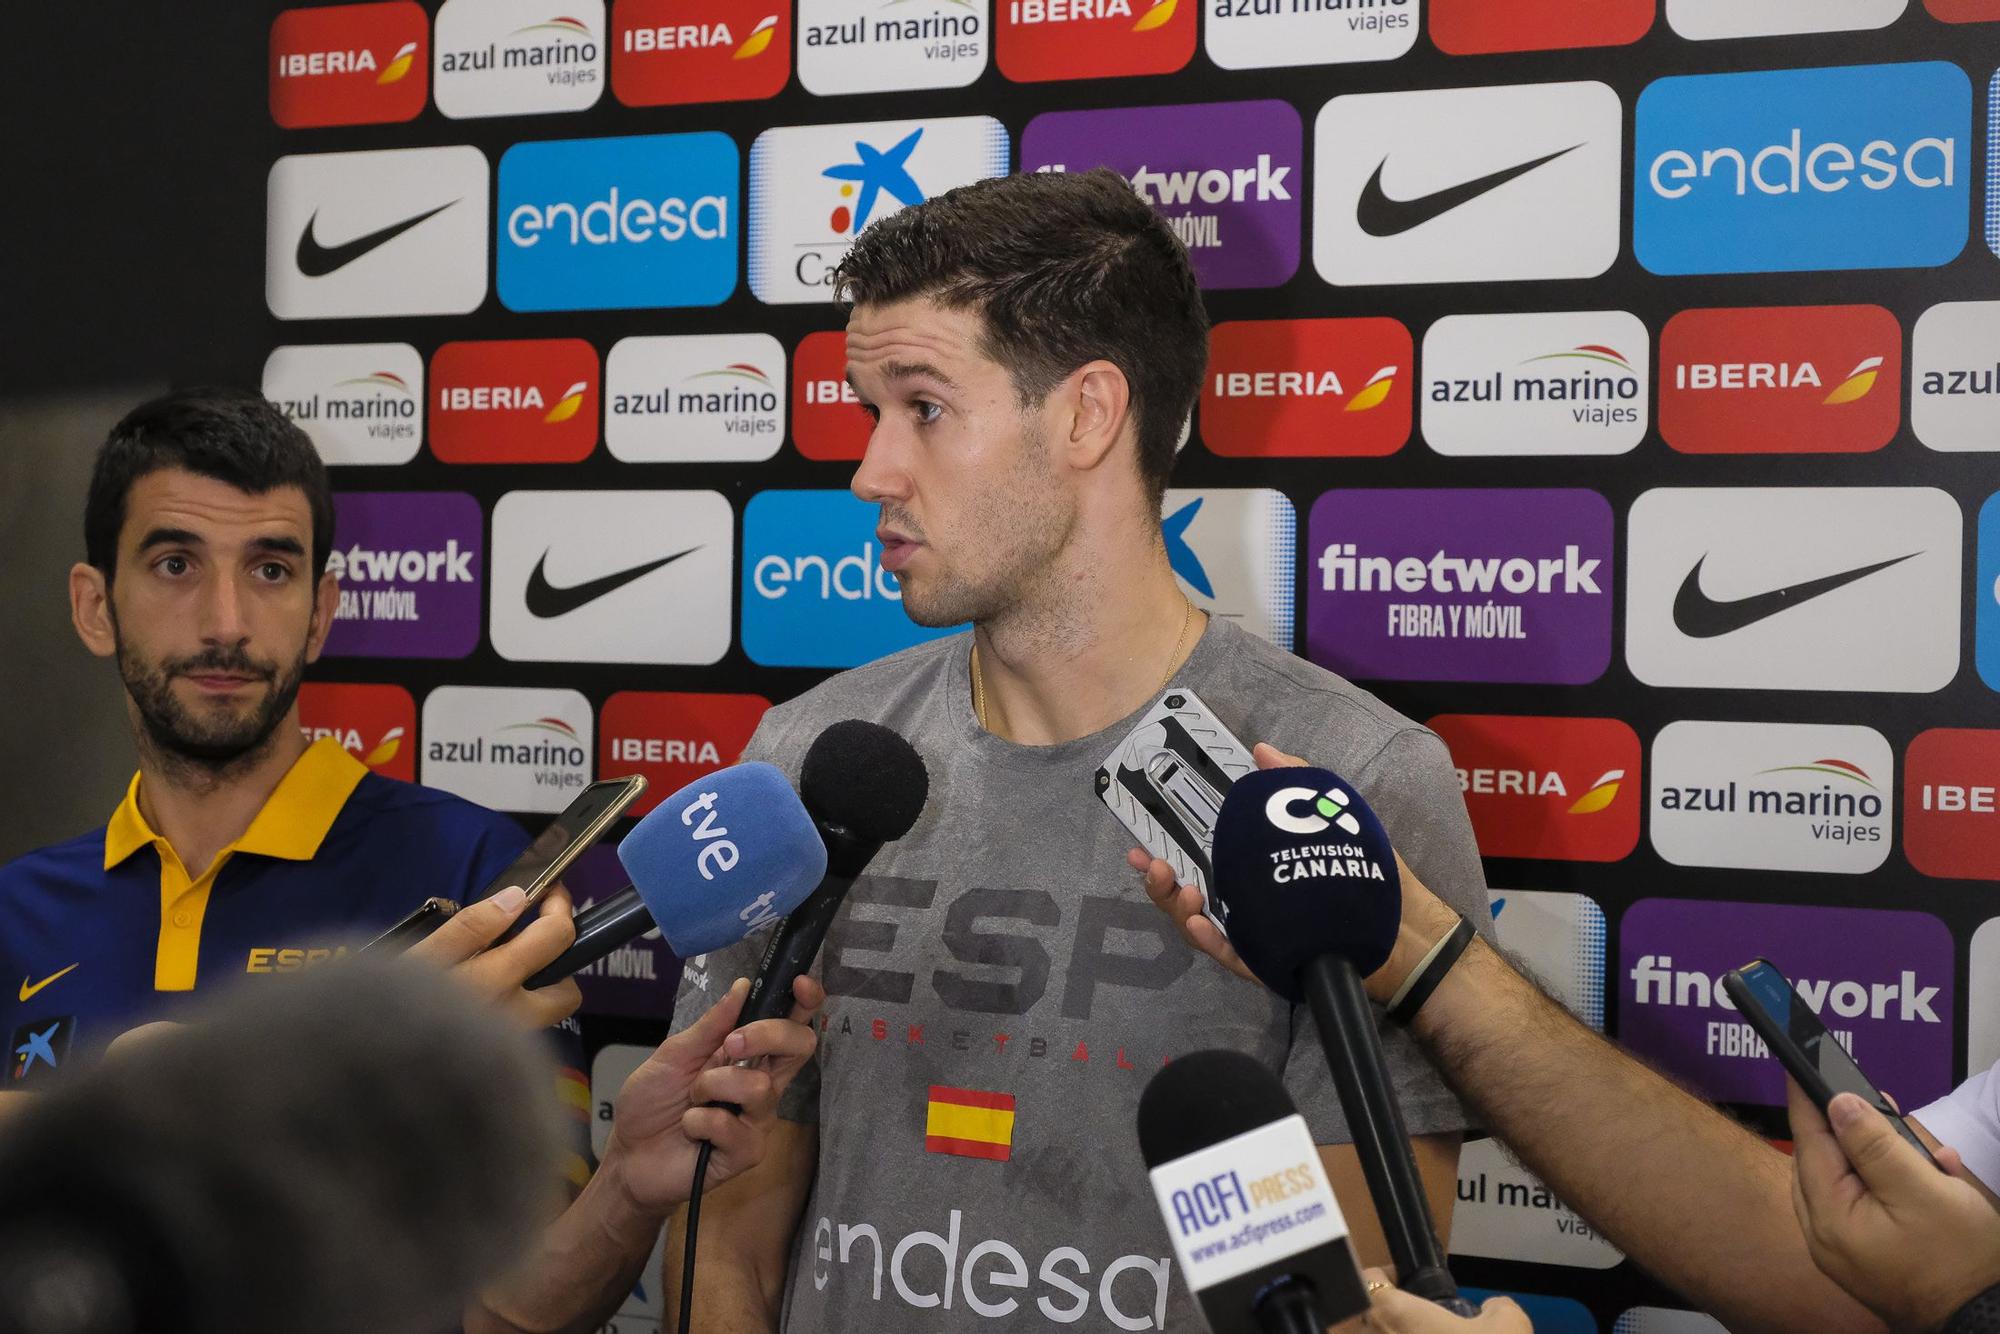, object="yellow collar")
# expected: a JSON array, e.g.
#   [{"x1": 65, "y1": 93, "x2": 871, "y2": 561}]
[{"x1": 103, "y1": 737, "x2": 369, "y2": 871}]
